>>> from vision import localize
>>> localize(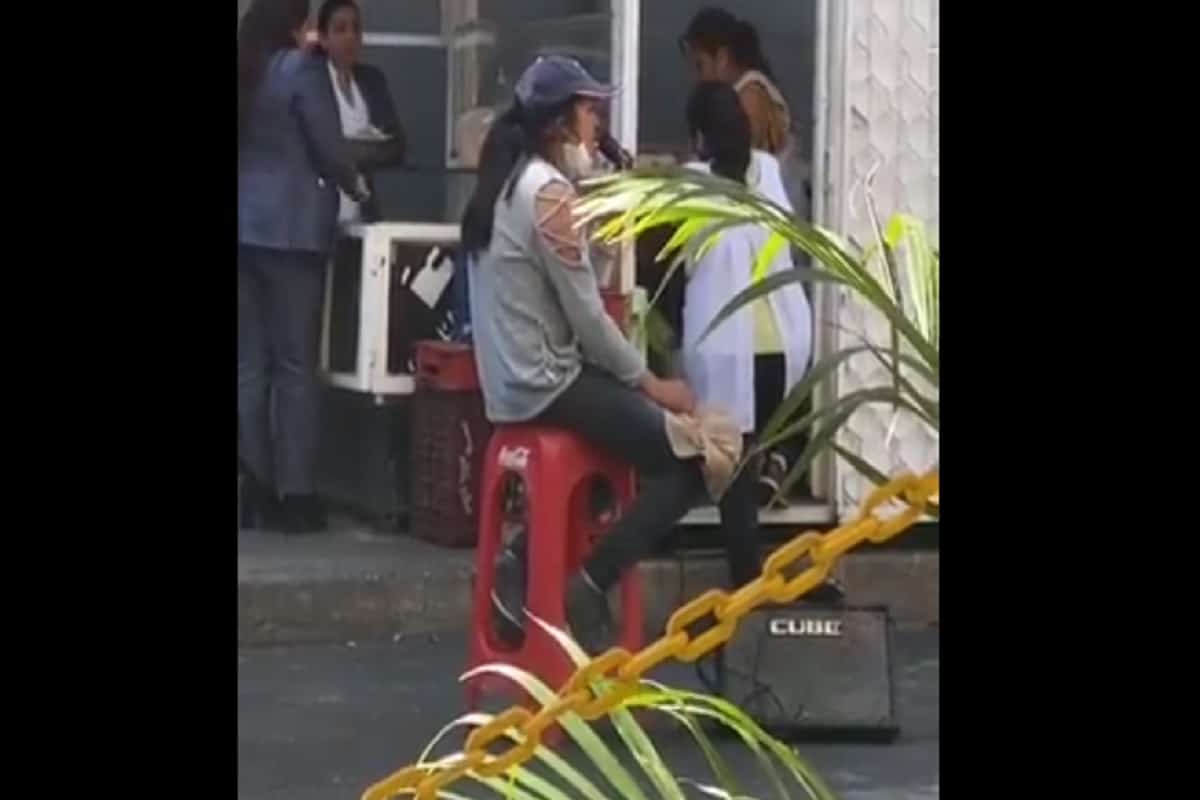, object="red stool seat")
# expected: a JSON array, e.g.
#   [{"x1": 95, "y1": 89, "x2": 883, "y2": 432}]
[{"x1": 466, "y1": 424, "x2": 643, "y2": 713}]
